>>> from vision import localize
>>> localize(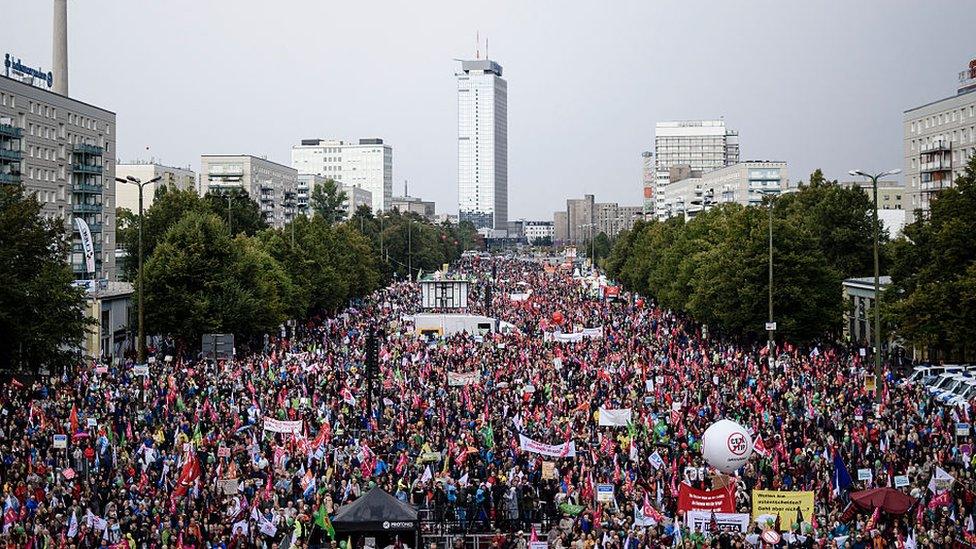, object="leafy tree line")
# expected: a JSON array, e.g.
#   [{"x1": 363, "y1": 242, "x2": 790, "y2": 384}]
[
  {"x1": 116, "y1": 182, "x2": 476, "y2": 348},
  {"x1": 886, "y1": 156, "x2": 976, "y2": 360},
  {"x1": 606, "y1": 170, "x2": 884, "y2": 344}
]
